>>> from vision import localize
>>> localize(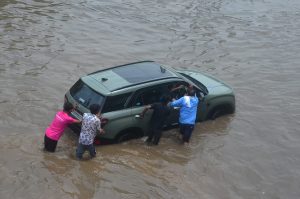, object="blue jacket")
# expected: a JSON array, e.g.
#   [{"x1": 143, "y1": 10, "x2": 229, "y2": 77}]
[{"x1": 170, "y1": 96, "x2": 199, "y2": 125}]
